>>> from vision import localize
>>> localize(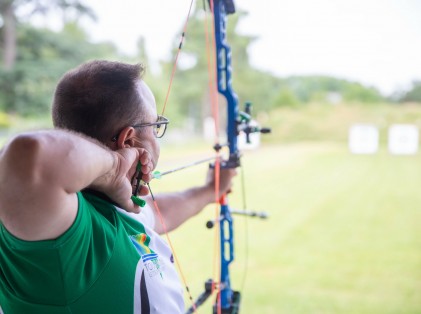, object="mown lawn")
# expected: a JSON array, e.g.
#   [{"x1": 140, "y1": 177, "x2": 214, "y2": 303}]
[{"x1": 153, "y1": 142, "x2": 421, "y2": 314}]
